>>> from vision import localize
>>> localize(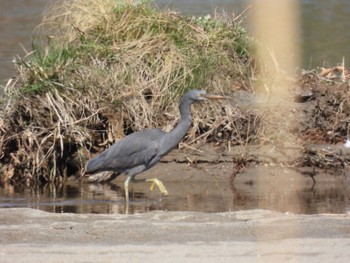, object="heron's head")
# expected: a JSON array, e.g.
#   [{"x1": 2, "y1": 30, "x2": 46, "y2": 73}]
[{"x1": 186, "y1": 89, "x2": 229, "y2": 102}]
